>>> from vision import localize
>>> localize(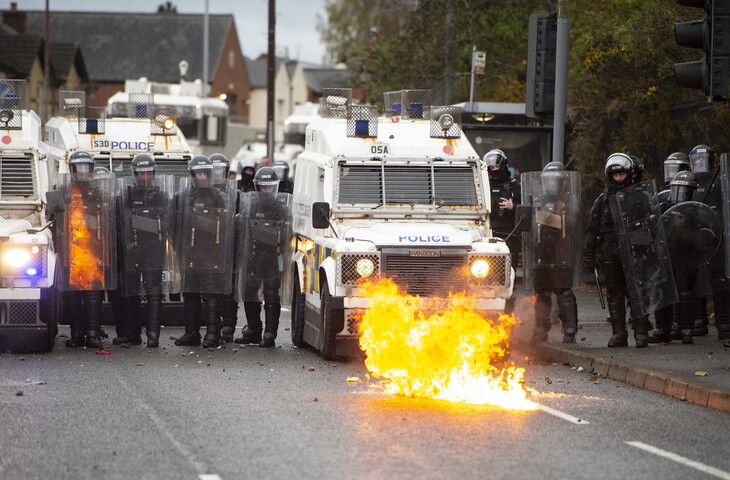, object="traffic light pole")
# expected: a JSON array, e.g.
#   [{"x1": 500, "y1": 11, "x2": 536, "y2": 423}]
[{"x1": 552, "y1": 1, "x2": 570, "y2": 164}]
